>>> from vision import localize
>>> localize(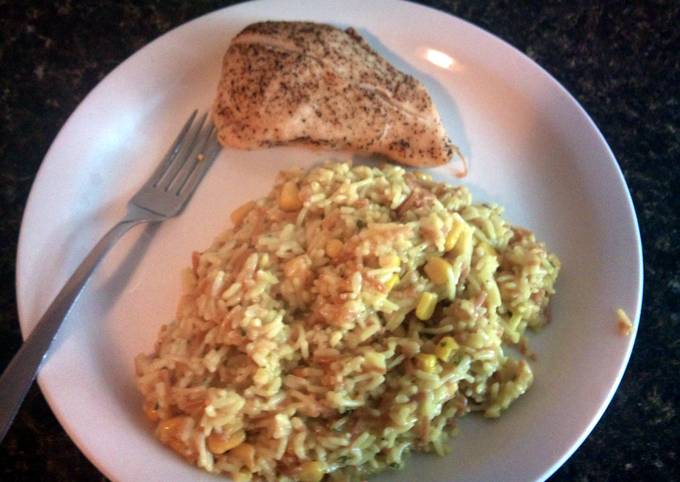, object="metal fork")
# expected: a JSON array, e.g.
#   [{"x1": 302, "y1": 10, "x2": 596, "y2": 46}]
[{"x1": 0, "y1": 110, "x2": 221, "y2": 441}]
